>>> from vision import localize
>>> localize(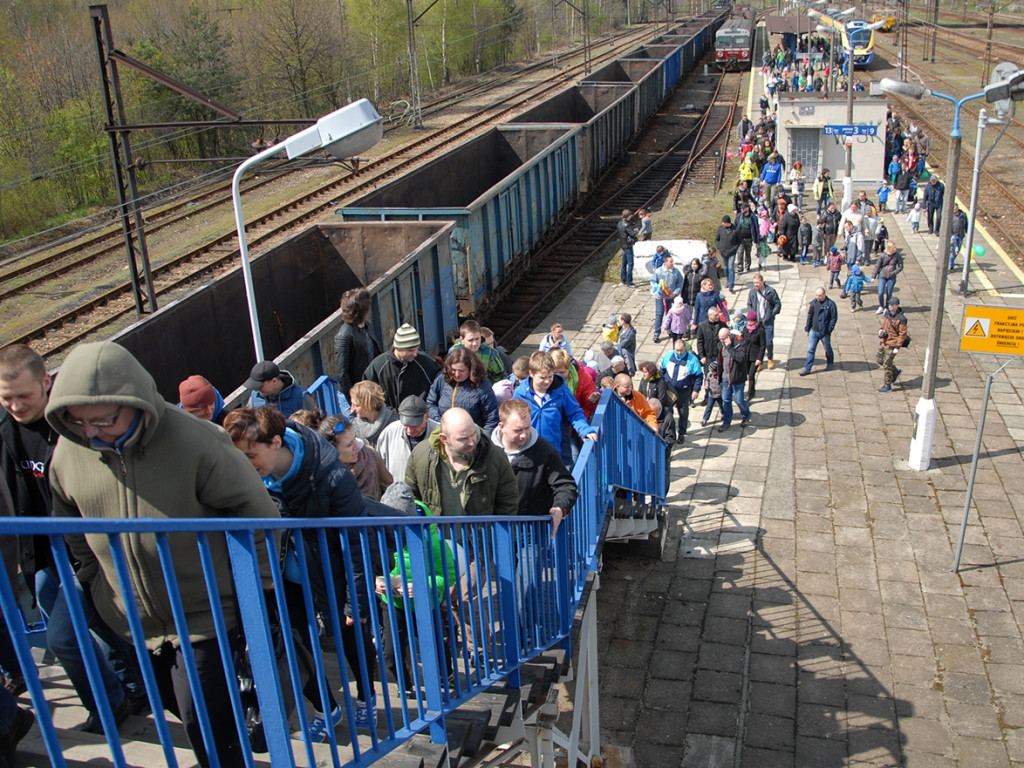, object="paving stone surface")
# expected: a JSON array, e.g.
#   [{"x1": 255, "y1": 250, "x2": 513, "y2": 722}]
[{"x1": 517, "y1": 110, "x2": 1024, "y2": 765}]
